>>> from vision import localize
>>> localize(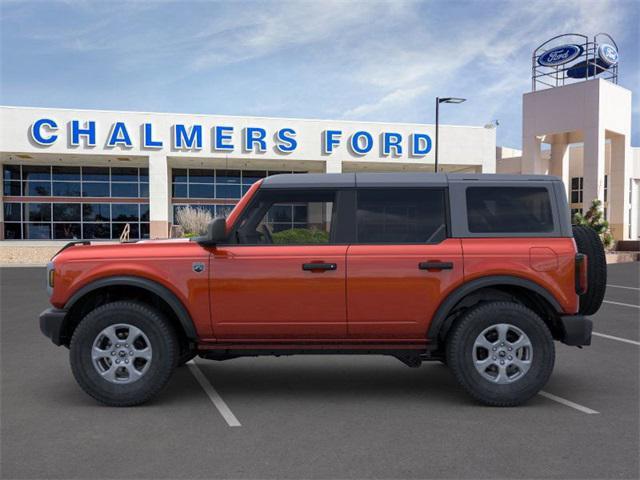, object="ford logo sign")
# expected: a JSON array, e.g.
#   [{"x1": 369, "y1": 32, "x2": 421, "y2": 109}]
[
  {"x1": 598, "y1": 43, "x2": 618, "y2": 66},
  {"x1": 538, "y1": 44, "x2": 583, "y2": 67}
]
